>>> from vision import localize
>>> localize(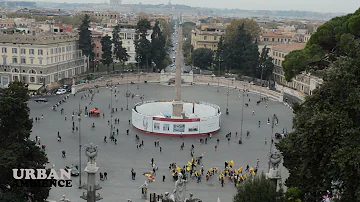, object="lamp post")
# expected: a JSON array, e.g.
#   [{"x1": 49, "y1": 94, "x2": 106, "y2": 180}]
[
  {"x1": 126, "y1": 72, "x2": 129, "y2": 110},
  {"x1": 240, "y1": 82, "x2": 245, "y2": 143},
  {"x1": 137, "y1": 61, "x2": 140, "y2": 89},
  {"x1": 77, "y1": 103, "x2": 82, "y2": 189},
  {"x1": 217, "y1": 55, "x2": 222, "y2": 92},
  {"x1": 109, "y1": 83, "x2": 114, "y2": 137},
  {"x1": 226, "y1": 79, "x2": 229, "y2": 115}
]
